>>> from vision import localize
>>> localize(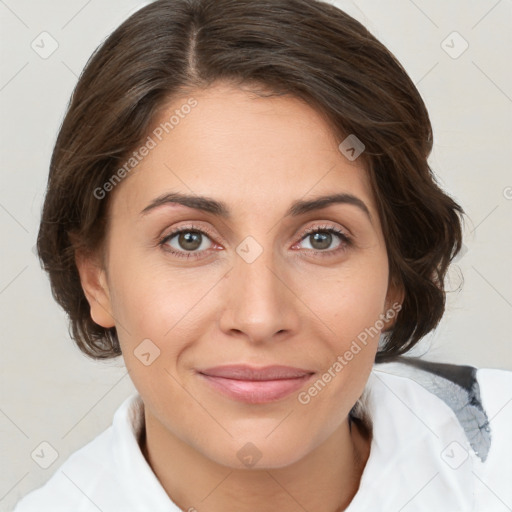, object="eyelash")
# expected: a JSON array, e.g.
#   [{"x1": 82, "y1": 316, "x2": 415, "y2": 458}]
[{"x1": 158, "y1": 223, "x2": 352, "y2": 260}]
